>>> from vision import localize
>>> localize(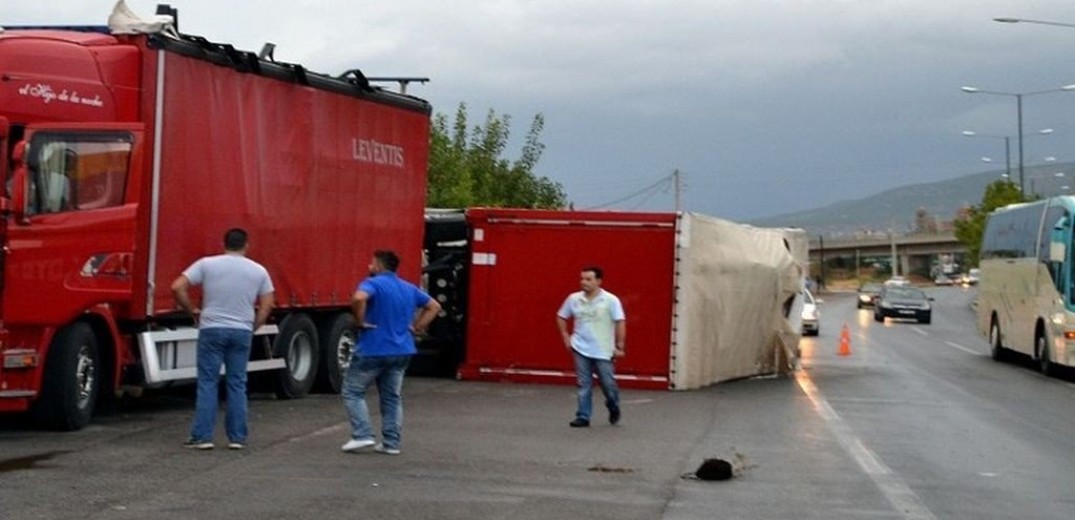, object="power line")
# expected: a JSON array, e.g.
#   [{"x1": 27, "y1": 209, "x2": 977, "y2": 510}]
[{"x1": 583, "y1": 174, "x2": 672, "y2": 210}]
